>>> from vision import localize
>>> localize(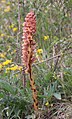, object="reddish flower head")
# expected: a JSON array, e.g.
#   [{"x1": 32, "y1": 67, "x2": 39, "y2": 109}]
[{"x1": 22, "y1": 11, "x2": 36, "y2": 72}]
